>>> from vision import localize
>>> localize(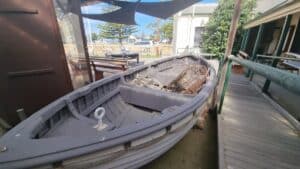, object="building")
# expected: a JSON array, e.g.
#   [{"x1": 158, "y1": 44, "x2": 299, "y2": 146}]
[
  {"x1": 240, "y1": 0, "x2": 300, "y2": 120},
  {"x1": 255, "y1": 0, "x2": 289, "y2": 13},
  {"x1": 242, "y1": 0, "x2": 300, "y2": 57},
  {"x1": 173, "y1": 3, "x2": 218, "y2": 55}
]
